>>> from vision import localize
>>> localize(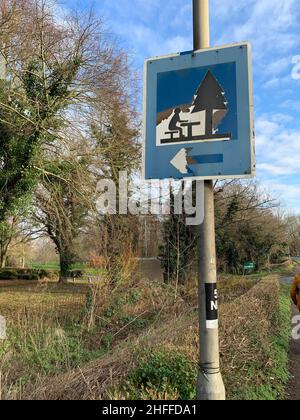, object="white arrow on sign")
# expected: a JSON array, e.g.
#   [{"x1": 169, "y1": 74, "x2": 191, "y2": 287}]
[
  {"x1": 171, "y1": 148, "x2": 224, "y2": 175},
  {"x1": 170, "y1": 148, "x2": 189, "y2": 174}
]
